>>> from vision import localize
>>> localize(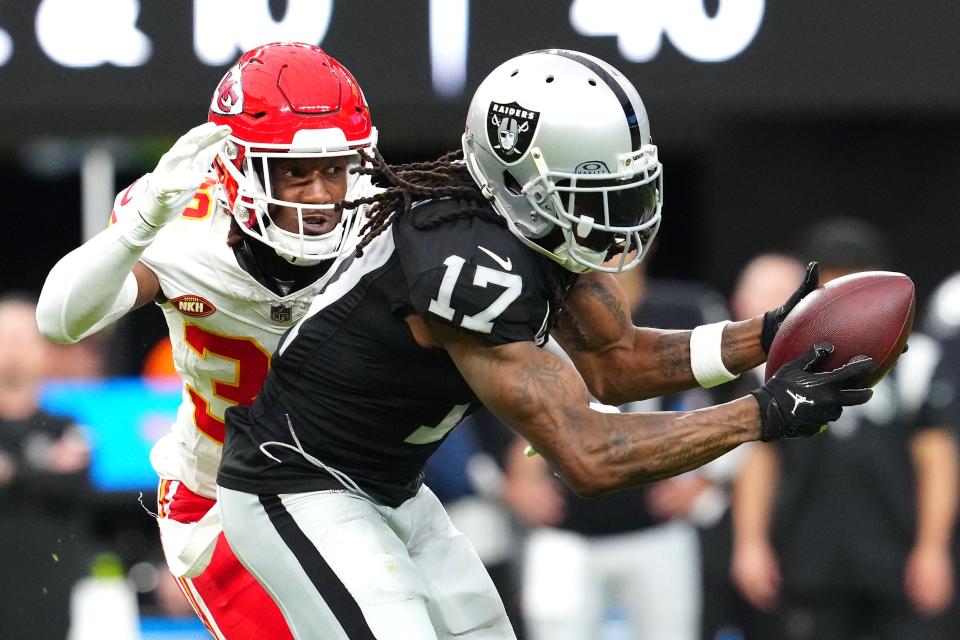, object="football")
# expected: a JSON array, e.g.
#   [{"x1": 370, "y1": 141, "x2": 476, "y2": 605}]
[{"x1": 764, "y1": 271, "x2": 915, "y2": 386}]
